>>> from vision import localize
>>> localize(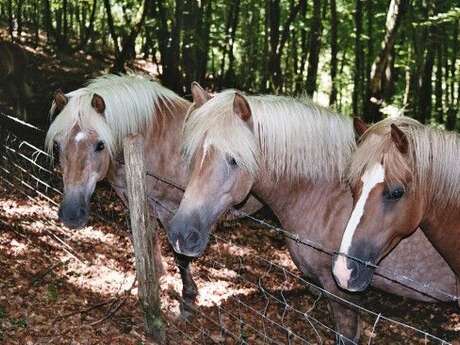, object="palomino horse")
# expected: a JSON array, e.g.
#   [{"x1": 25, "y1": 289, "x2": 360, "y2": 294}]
[
  {"x1": 45, "y1": 74, "x2": 260, "y2": 316},
  {"x1": 168, "y1": 85, "x2": 457, "y2": 344},
  {"x1": 0, "y1": 41, "x2": 31, "y2": 120},
  {"x1": 333, "y1": 116, "x2": 460, "y2": 293}
]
